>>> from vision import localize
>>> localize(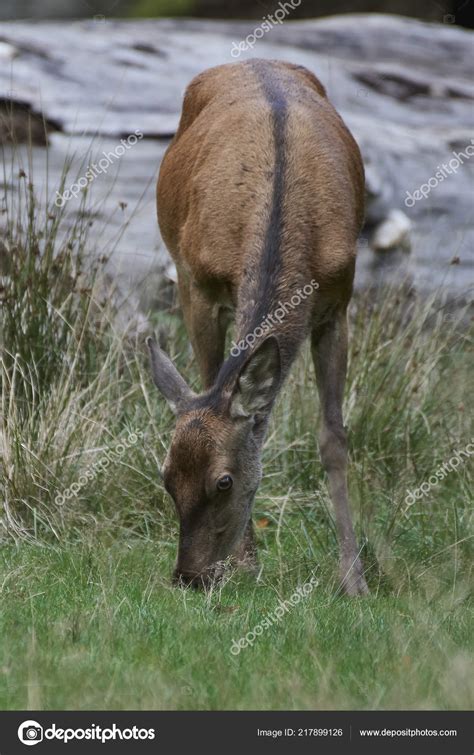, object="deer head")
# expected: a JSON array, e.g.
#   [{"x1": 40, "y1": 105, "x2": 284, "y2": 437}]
[{"x1": 147, "y1": 336, "x2": 281, "y2": 588}]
